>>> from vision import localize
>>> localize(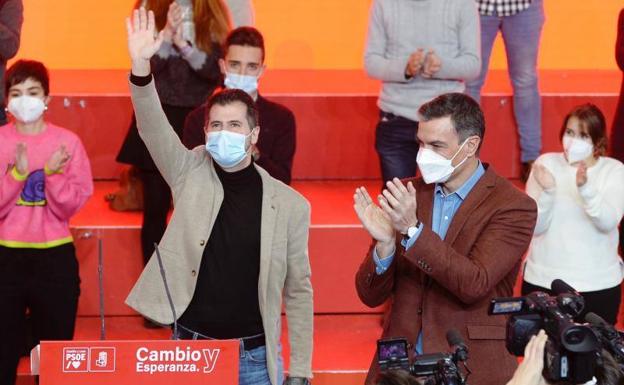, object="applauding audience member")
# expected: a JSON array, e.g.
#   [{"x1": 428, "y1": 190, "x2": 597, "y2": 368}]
[
  {"x1": 523, "y1": 104, "x2": 624, "y2": 324},
  {"x1": 0, "y1": 60, "x2": 93, "y2": 385},
  {"x1": 364, "y1": 0, "x2": 480, "y2": 182}
]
